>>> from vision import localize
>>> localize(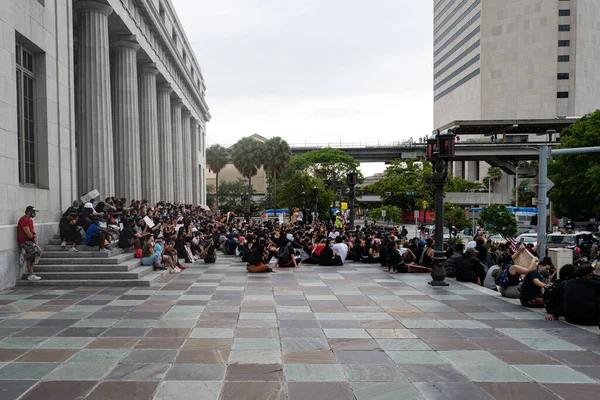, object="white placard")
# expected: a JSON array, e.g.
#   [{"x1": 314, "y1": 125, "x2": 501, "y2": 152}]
[
  {"x1": 143, "y1": 216, "x2": 155, "y2": 228},
  {"x1": 80, "y1": 189, "x2": 100, "y2": 204}
]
